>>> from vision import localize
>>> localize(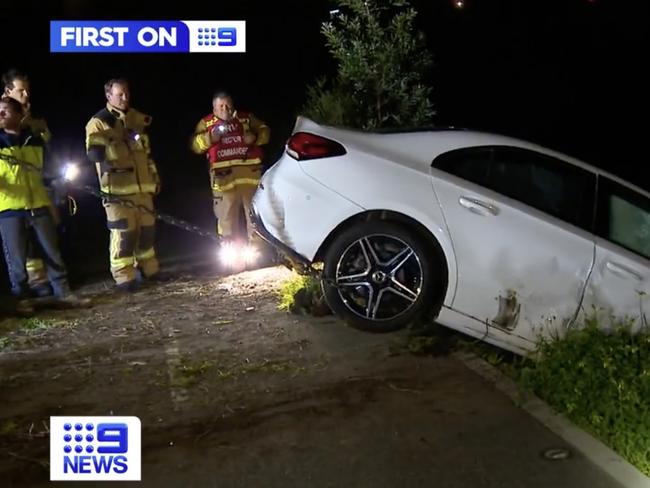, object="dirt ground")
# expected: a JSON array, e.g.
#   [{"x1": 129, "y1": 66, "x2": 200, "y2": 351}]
[
  {"x1": 0, "y1": 264, "x2": 392, "y2": 482},
  {"x1": 0, "y1": 263, "x2": 624, "y2": 488}
]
